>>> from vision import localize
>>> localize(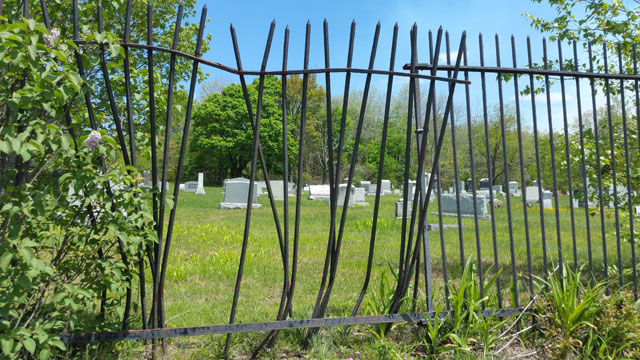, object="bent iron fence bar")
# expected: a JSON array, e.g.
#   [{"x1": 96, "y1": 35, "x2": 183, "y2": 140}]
[{"x1": 20, "y1": 0, "x2": 640, "y2": 355}]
